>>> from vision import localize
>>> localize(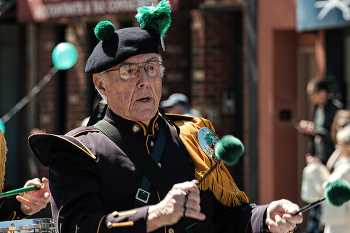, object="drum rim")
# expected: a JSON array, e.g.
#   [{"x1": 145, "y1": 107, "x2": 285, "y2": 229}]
[{"x1": 0, "y1": 218, "x2": 54, "y2": 231}]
